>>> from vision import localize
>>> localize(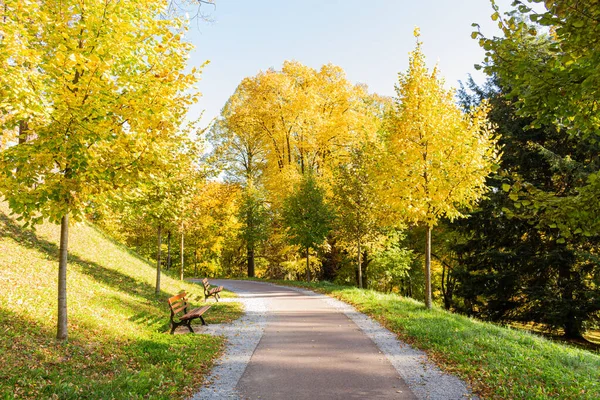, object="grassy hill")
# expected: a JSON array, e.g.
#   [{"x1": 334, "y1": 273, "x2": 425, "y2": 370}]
[{"x1": 0, "y1": 202, "x2": 241, "y2": 399}]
